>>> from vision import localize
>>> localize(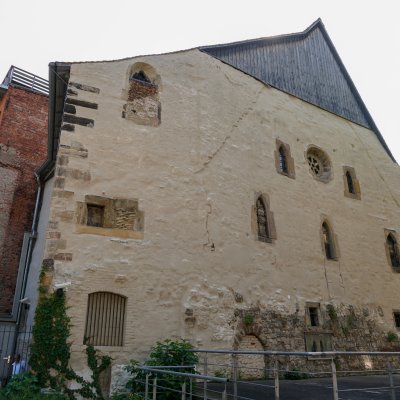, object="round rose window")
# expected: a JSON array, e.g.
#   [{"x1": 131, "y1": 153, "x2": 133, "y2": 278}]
[{"x1": 306, "y1": 147, "x2": 332, "y2": 182}]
